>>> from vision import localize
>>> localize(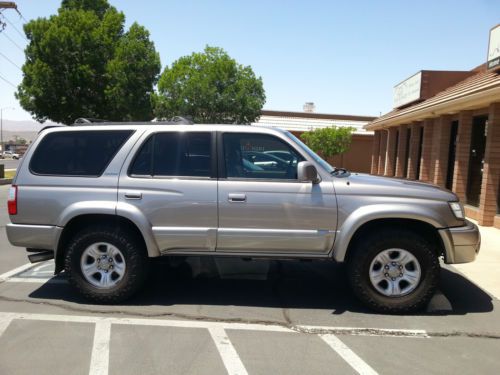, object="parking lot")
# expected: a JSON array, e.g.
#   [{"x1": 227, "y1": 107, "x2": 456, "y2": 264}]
[{"x1": 0, "y1": 185, "x2": 499, "y2": 375}]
